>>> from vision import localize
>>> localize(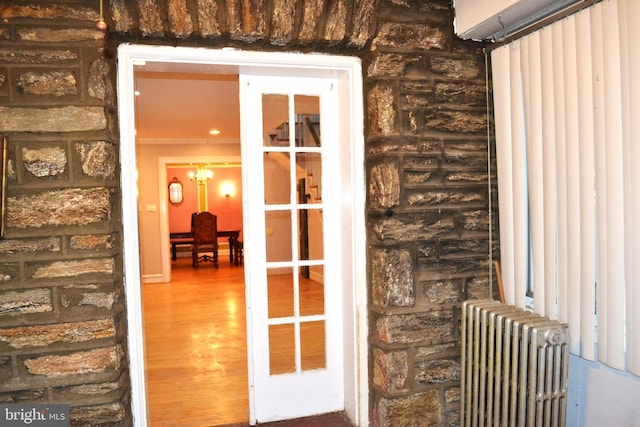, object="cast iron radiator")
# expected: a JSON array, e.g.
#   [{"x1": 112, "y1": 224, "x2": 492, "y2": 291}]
[{"x1": 461, "y1": 299, "x2": 569, "y2": 427}]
